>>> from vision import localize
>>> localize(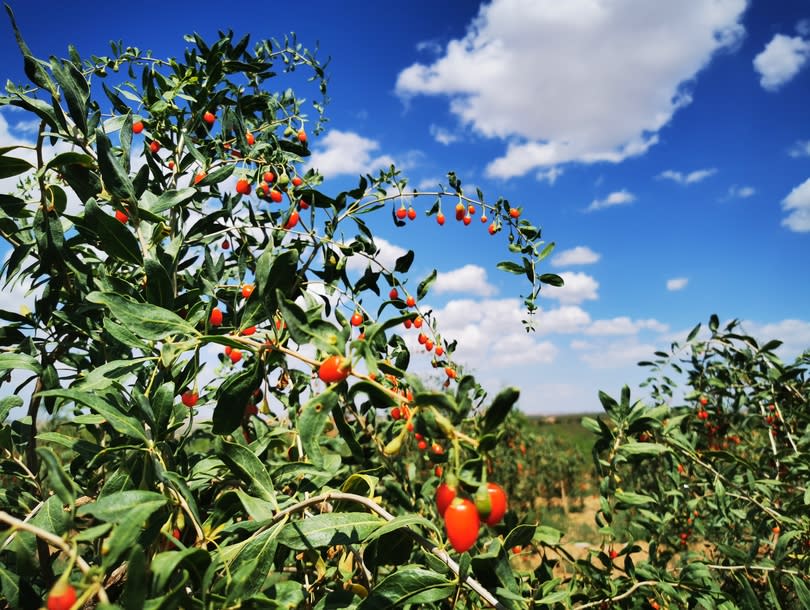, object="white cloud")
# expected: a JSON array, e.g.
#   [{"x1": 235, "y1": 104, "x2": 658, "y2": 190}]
[
  {"x1": 431, "y1": 297, "x2": 558, "y2": 367},
  {"x1": 666, "y1": 277, "x2": 689, "y2": 291},
  {"x1": 788, "y1": 140, "x2": 810, "y2": 158},
  {"x1": 434, "y1": 264, "x2": 497, "y2": 297},
  {"x1": 781, "y1": 177, "x2": 810, "y2": 232},
  {"x1": 742, "y1": 319, "x2": 810, "y2": 360},
  {"x1": 657, "y1": 168, "x2": 717, "y2": 184},
  {"x1": 551, "y1": 246, "x2": 600, "y2": 267},
  {"x1": 726, "y1": 185, "x2": 756, "y2": 199},
  {"x1": 345, "y1": 236, "x2": 408, "y2": 273},
  {"x1": 429, "y1": 124, "x2": 459, "y2": 145},
  {"x1": 305, "y1": 130, "x2": 397, "y2": 176},
  {"x1": 395, "y1": 0, "x2": 747, "y2": 177},
  {"x1": 536, "y1": 166, "x2": 563, "y2": 185},
  {"x1": 586, "y1": 317, "x2": 669, "y2": 336},
  {"x1": 753, "y1": 34, "x2": 810, "y2": 91},
  {"x1": 586, "y1": 189, "x2": 635, "y2": 212},
  {"x1": 579, "y1": 338, "x2": 660, "y2": 369},
  {"x1": 534, "y1": 306, "x2": 591, "y2": 334},
  {"x1": 543, "y1": 272, "x2": 598, "y2": 305}
]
